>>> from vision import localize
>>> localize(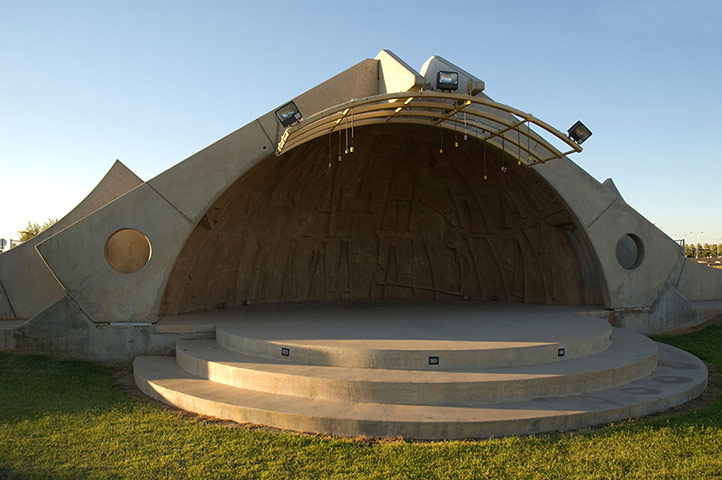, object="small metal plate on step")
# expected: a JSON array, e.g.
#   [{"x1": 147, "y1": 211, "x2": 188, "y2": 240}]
[
  {"x1": 428, "y1": 356, "x2": 439, "y2": 365},
  {"x1": 558, "y1": 348, "x2": 565, "y2": 357},
  {"x1": 281, "y1": 347, "x2": 290, "y2": 357}
]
